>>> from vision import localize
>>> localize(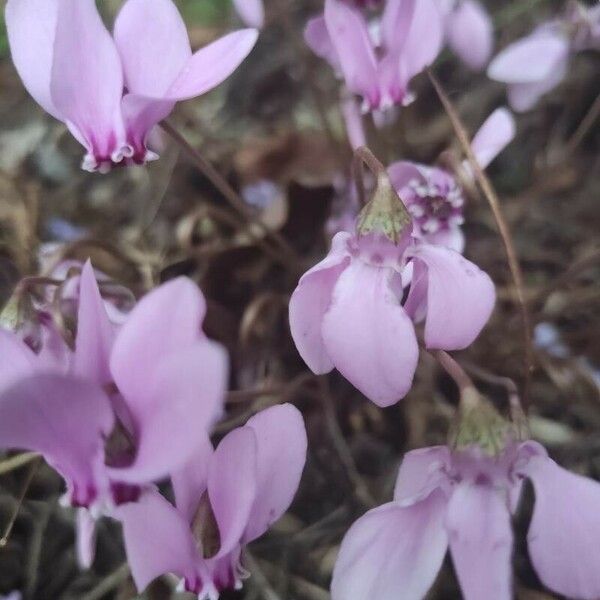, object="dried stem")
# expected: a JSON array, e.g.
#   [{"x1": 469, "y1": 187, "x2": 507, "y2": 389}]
[
  {"x1": 427, "y1": 69, "x2": 534, "y2": 408},
  {"x1": 160, "y1": 121, "x2": 302, "y2": 273}
]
